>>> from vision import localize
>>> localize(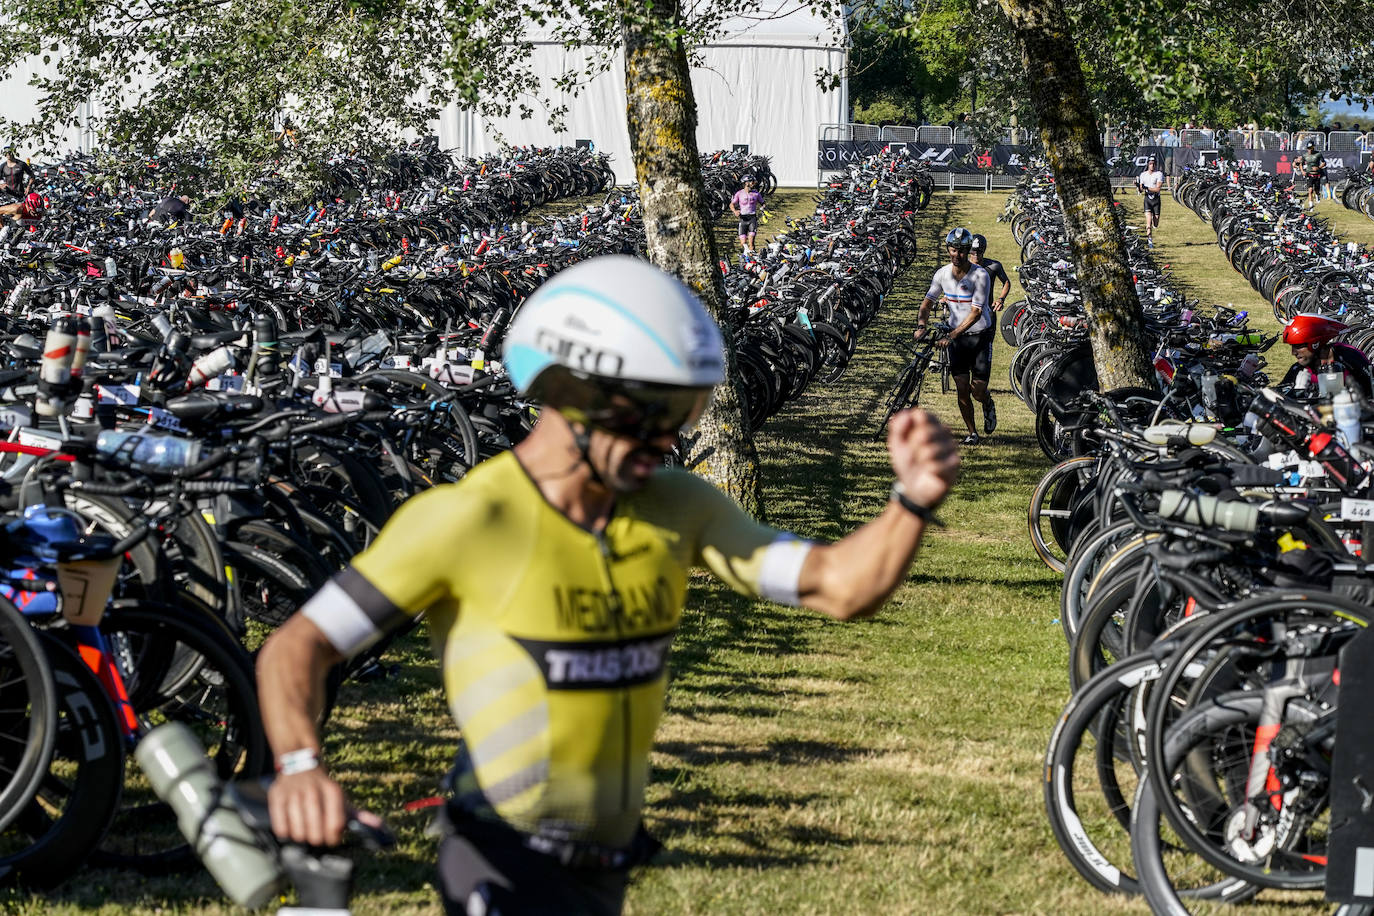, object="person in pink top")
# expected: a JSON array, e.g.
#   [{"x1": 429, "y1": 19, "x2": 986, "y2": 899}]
[{"x1": 729, "y1": 175, "x2": 765, "y2": 254}]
